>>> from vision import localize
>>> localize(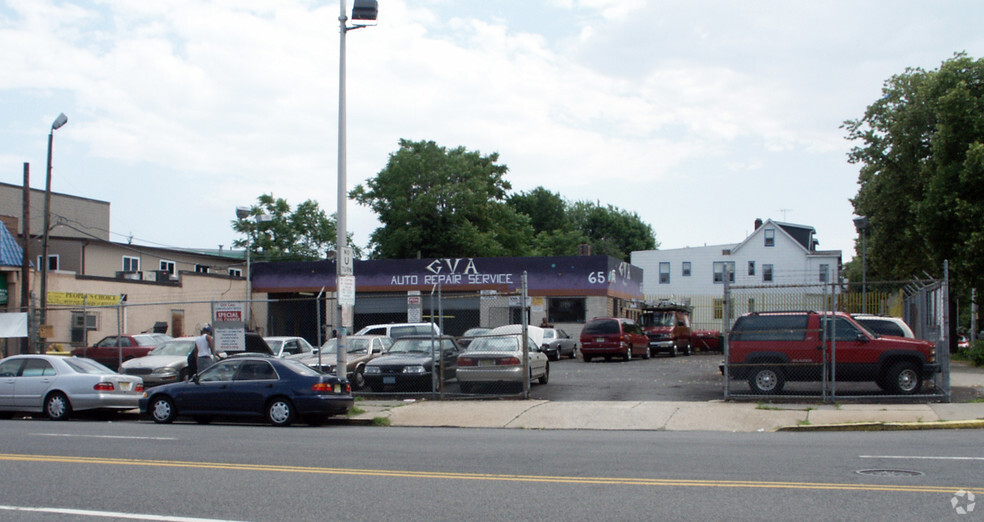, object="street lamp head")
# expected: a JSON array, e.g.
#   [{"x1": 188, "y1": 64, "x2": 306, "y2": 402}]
[
  {"x1": 51, "y1": 113, "x2": 68, "y2": 131},
  {"x1": 853, "y1": 216, "x2": 869, "y2": 232},
  {"x1": 351, "y1": 0, "x2": 378, "y2": 20},
  {"x1": 236, "y1": 206, "x2": 251, "y2": 220}
]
